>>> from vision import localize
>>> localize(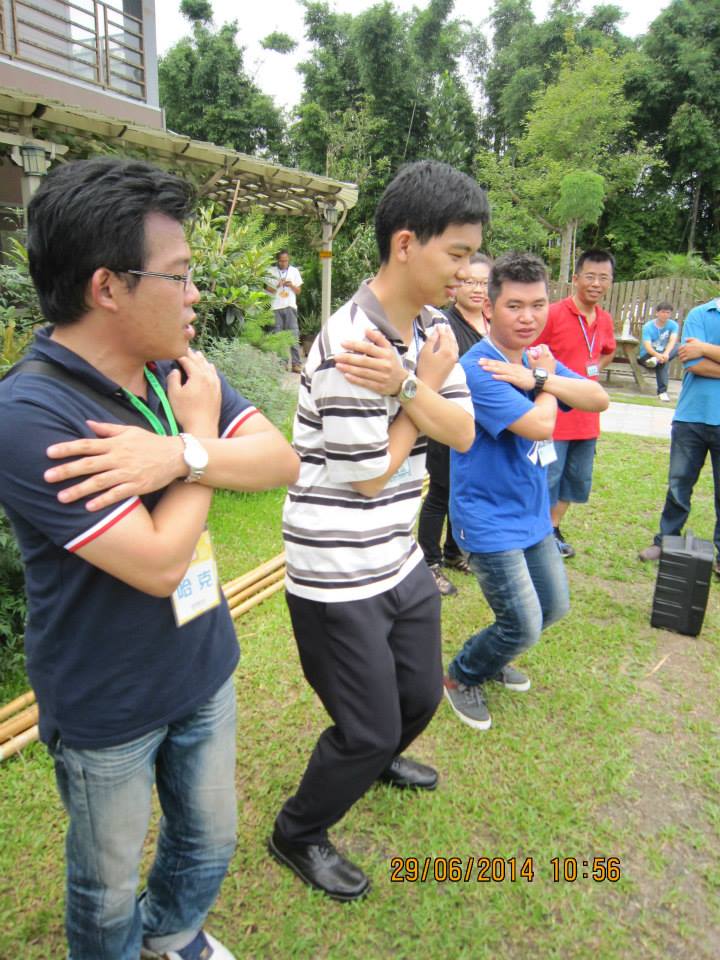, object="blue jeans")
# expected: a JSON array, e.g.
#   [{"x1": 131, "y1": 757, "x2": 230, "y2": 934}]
[
  {"x1": 638, "y1": 345, "x2": 679, "y2": 394},
  {"x1": 449, "y1": 534, "x2": 570, "y2": 686},
  {"x1": 655, "y1": 420, "x2": 720, "y2": 556},
  {"x1": 50, "y1": 677, "x2": 237, "y2": 960}
]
